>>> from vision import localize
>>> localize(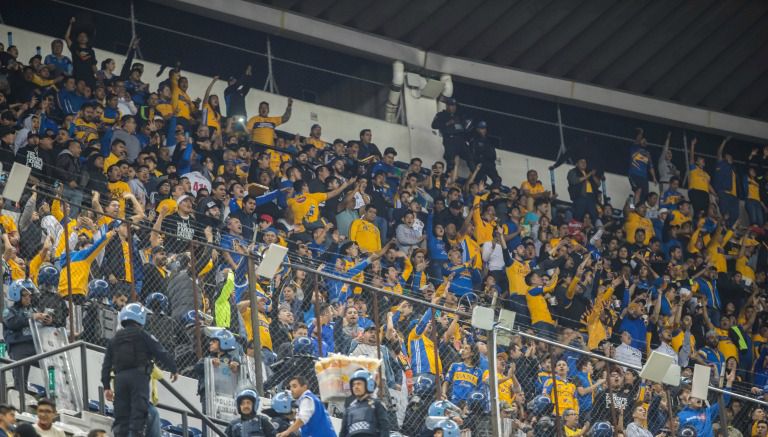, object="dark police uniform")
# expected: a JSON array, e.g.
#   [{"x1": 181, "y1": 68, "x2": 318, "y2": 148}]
[
  {"x1": 468, "y1": 133, "x2": 500, "y2": 188},
  {"x1": 101, "y1": 325, "x2": 178, "y2": 437},
  {"x1": 224, "y1": 413, "x2": 276, "y2": 437},
  {"x1": 339, "y1": 396, "x2": 390, "y2": 437},
  {"x1": 431, "y1": 108, "x2": 468, "y2": 171}
]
